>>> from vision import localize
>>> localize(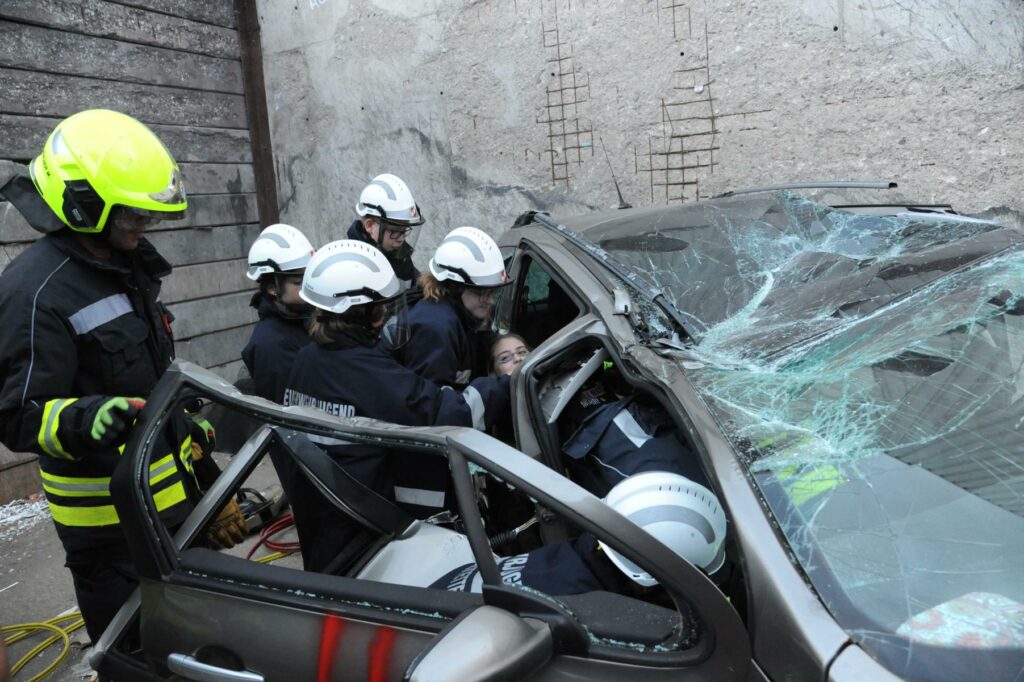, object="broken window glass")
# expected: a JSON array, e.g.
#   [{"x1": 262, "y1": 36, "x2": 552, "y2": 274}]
[{"x1": 583, "y1": 192, "x2": 1024, "y2": 680}]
